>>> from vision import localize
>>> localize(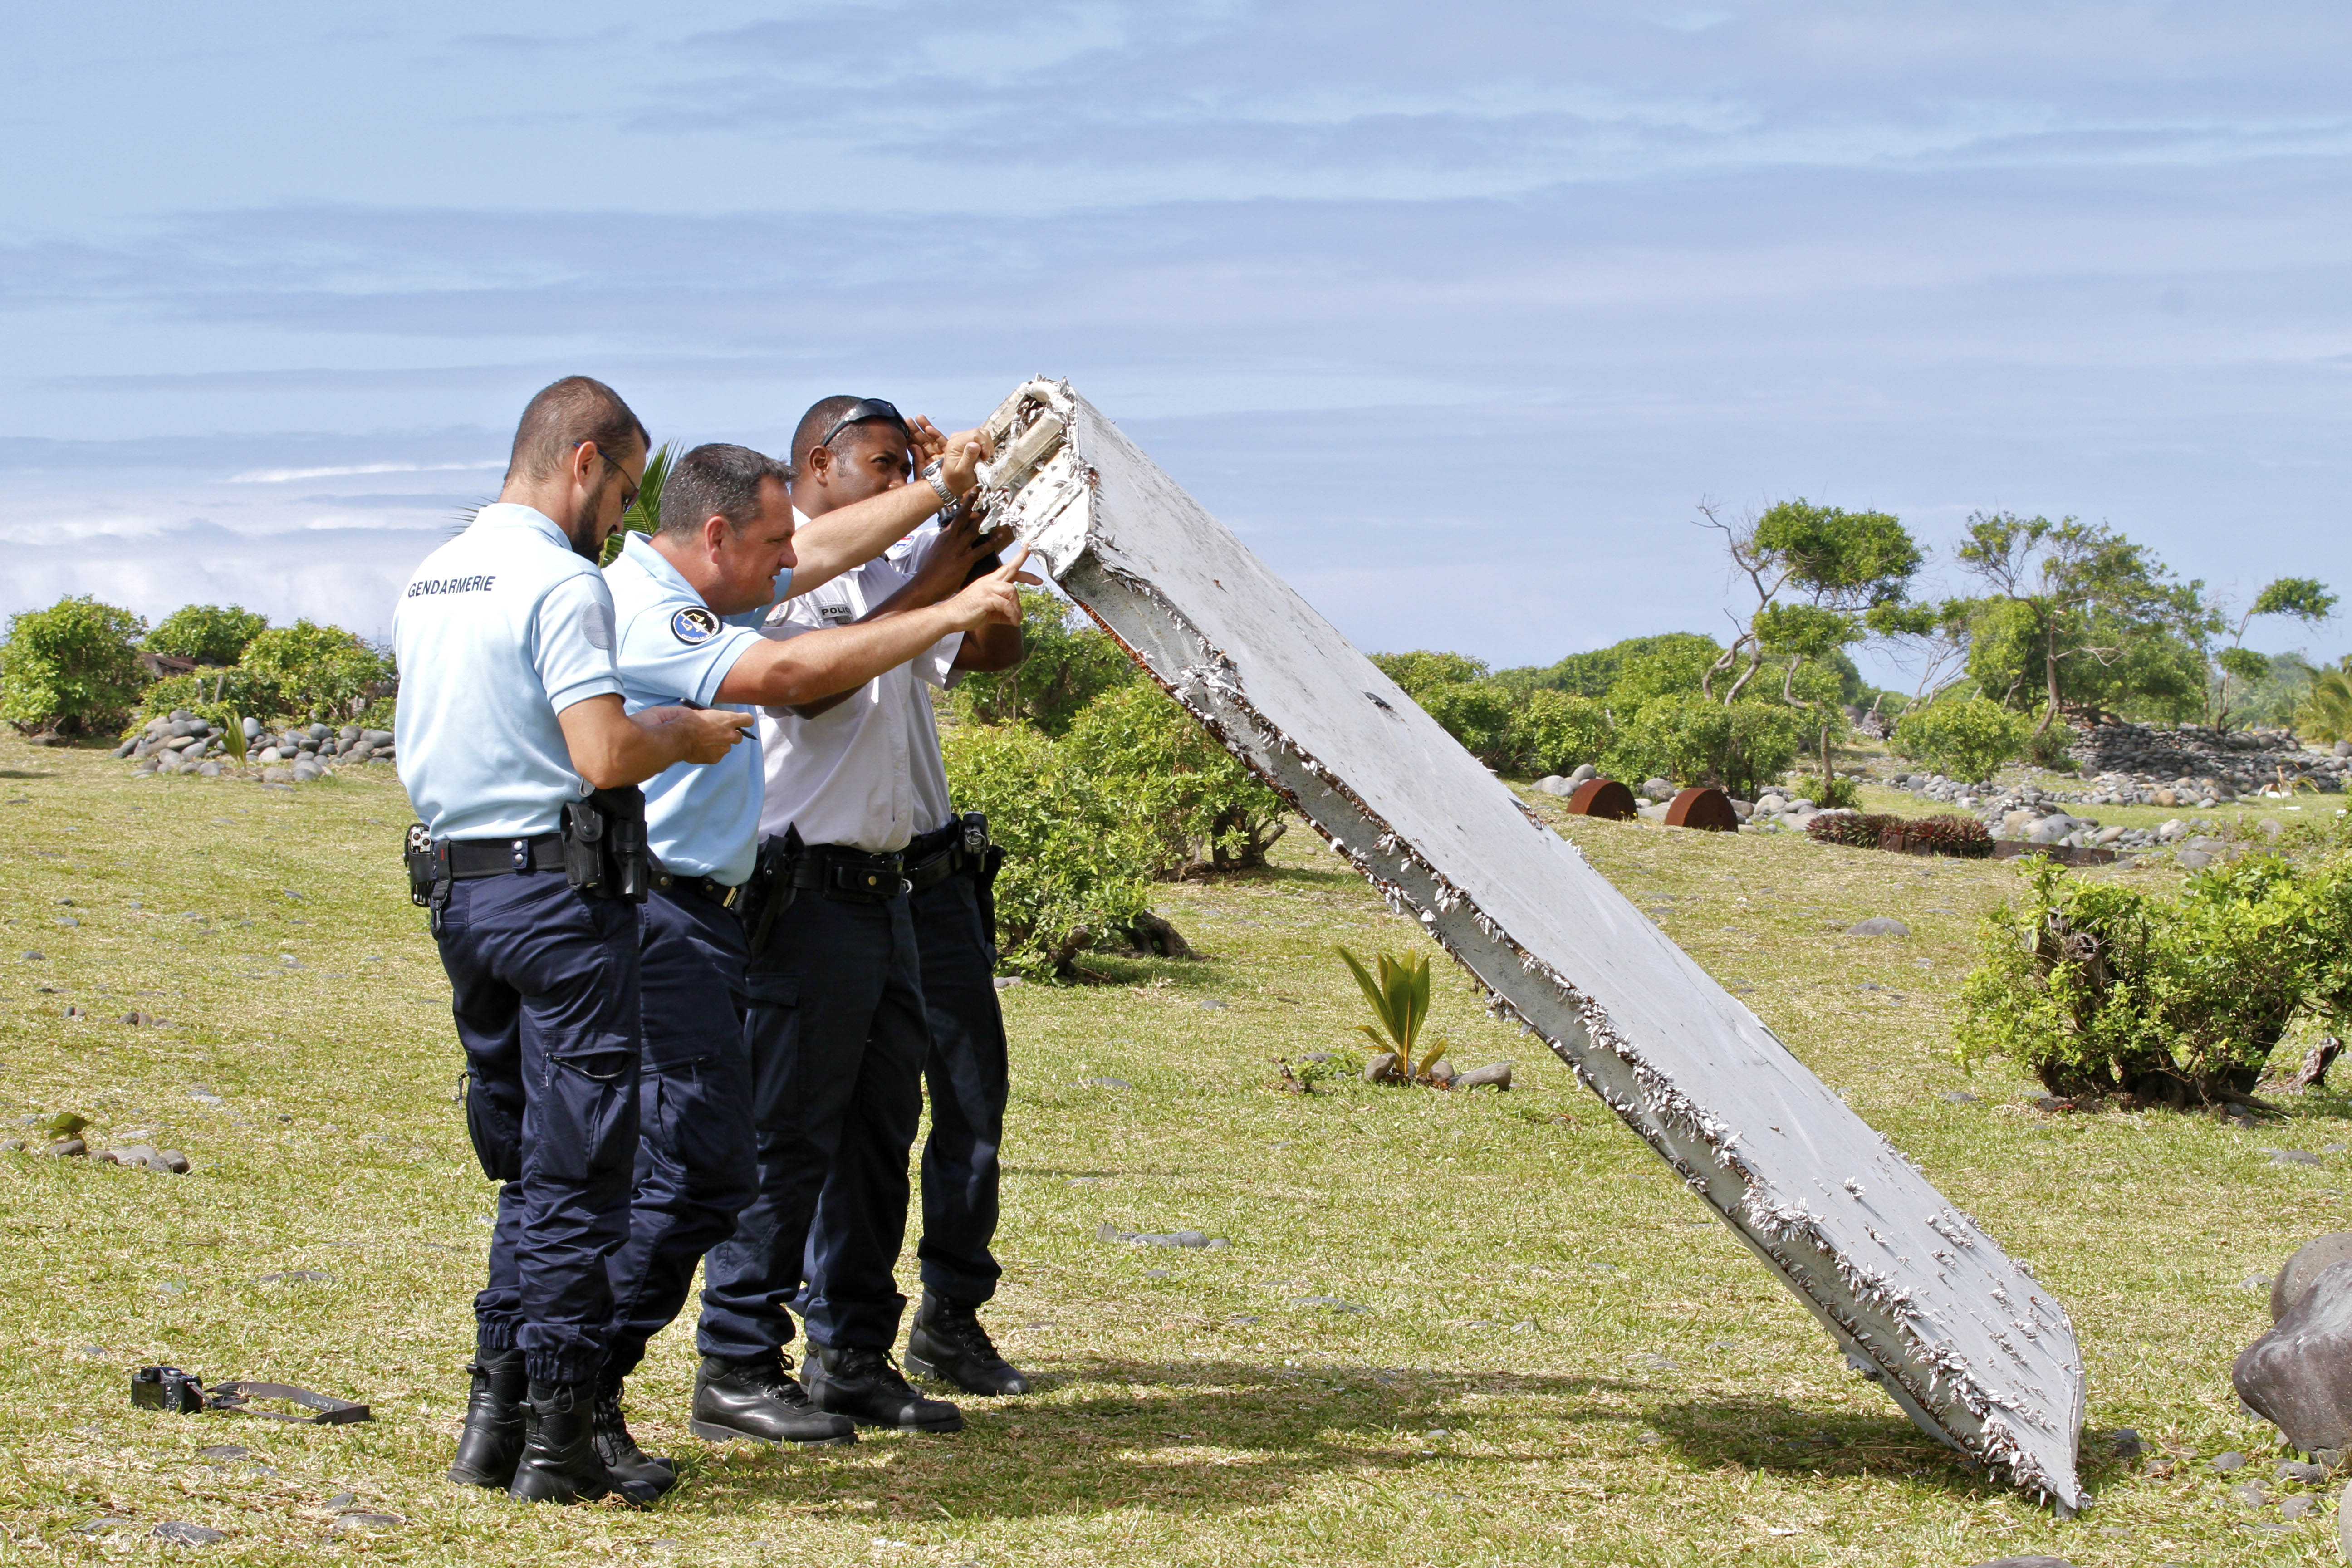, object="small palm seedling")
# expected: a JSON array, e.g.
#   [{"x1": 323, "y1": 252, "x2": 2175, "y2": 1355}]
[
  {"x1": 1337, "y1": 945, "x2": 1452, "y2": 1084},
  {"x1": 220, "y1": 715, "x2": 248, "y2": 769}
]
